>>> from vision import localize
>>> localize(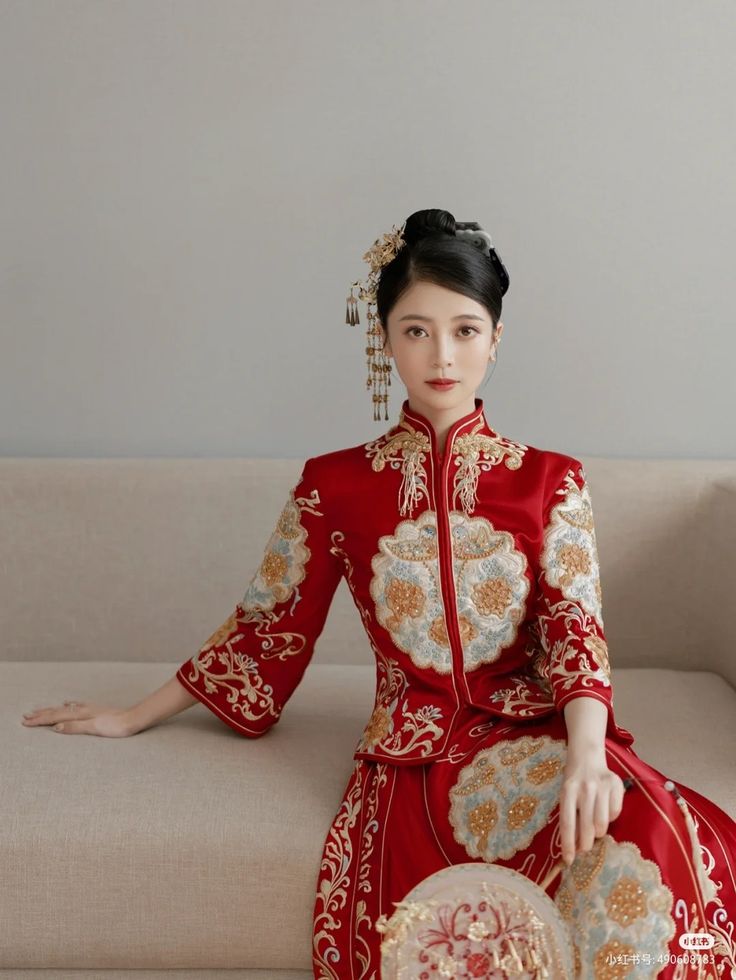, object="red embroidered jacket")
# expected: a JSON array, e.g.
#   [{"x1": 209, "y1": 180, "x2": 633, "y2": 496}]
[{"x1": 175, "y1": 397, "x2": 635, "y2": 764}]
